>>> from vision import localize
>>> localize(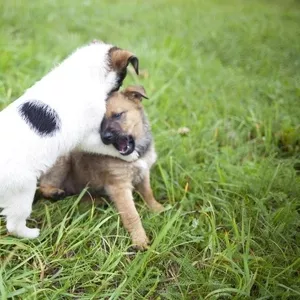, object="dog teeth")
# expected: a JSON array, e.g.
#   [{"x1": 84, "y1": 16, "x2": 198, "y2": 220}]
[{"x1": 119, "y1": 145, "x2": 130, "y2": 154}]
